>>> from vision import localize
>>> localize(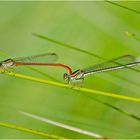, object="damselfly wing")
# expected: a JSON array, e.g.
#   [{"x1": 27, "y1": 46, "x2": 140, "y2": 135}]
[{"x1": 81, "y1": 55, "x2": 139, "y2": 77}]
